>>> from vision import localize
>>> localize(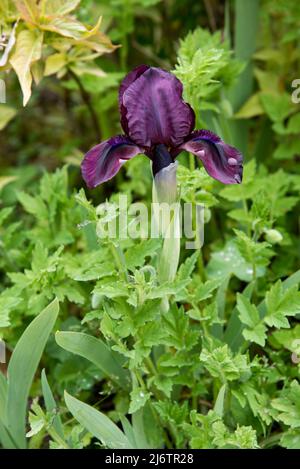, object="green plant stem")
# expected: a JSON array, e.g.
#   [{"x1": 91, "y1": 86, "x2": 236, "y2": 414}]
[
  {"x1": 145, "y1": 356, "x2": 158, "y2": 378},
  {"x1": 243, "y1": 199, "x2": 251, "y2": 236},
  {"x1": 203, "y1": 0, "x2": 217, "y2": 31},
  {"x1": 109, "y1": 241, "x2": 129, "y2": 282},
  {"x1": 188, "y1": 156, "x2": 206, "y2": 281},
  {"x1": 197, "y1": 249, "x2": 205, "y2": 282},
  {"x1": 189, "y1": 152, "x2": 195, "y2": 171},
  {"x1": 68, "y1": 68, "x2": 102, "y2": 141},
  {"x1": 48, "y1": 427, "x2": 69, "y2": 449}
]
